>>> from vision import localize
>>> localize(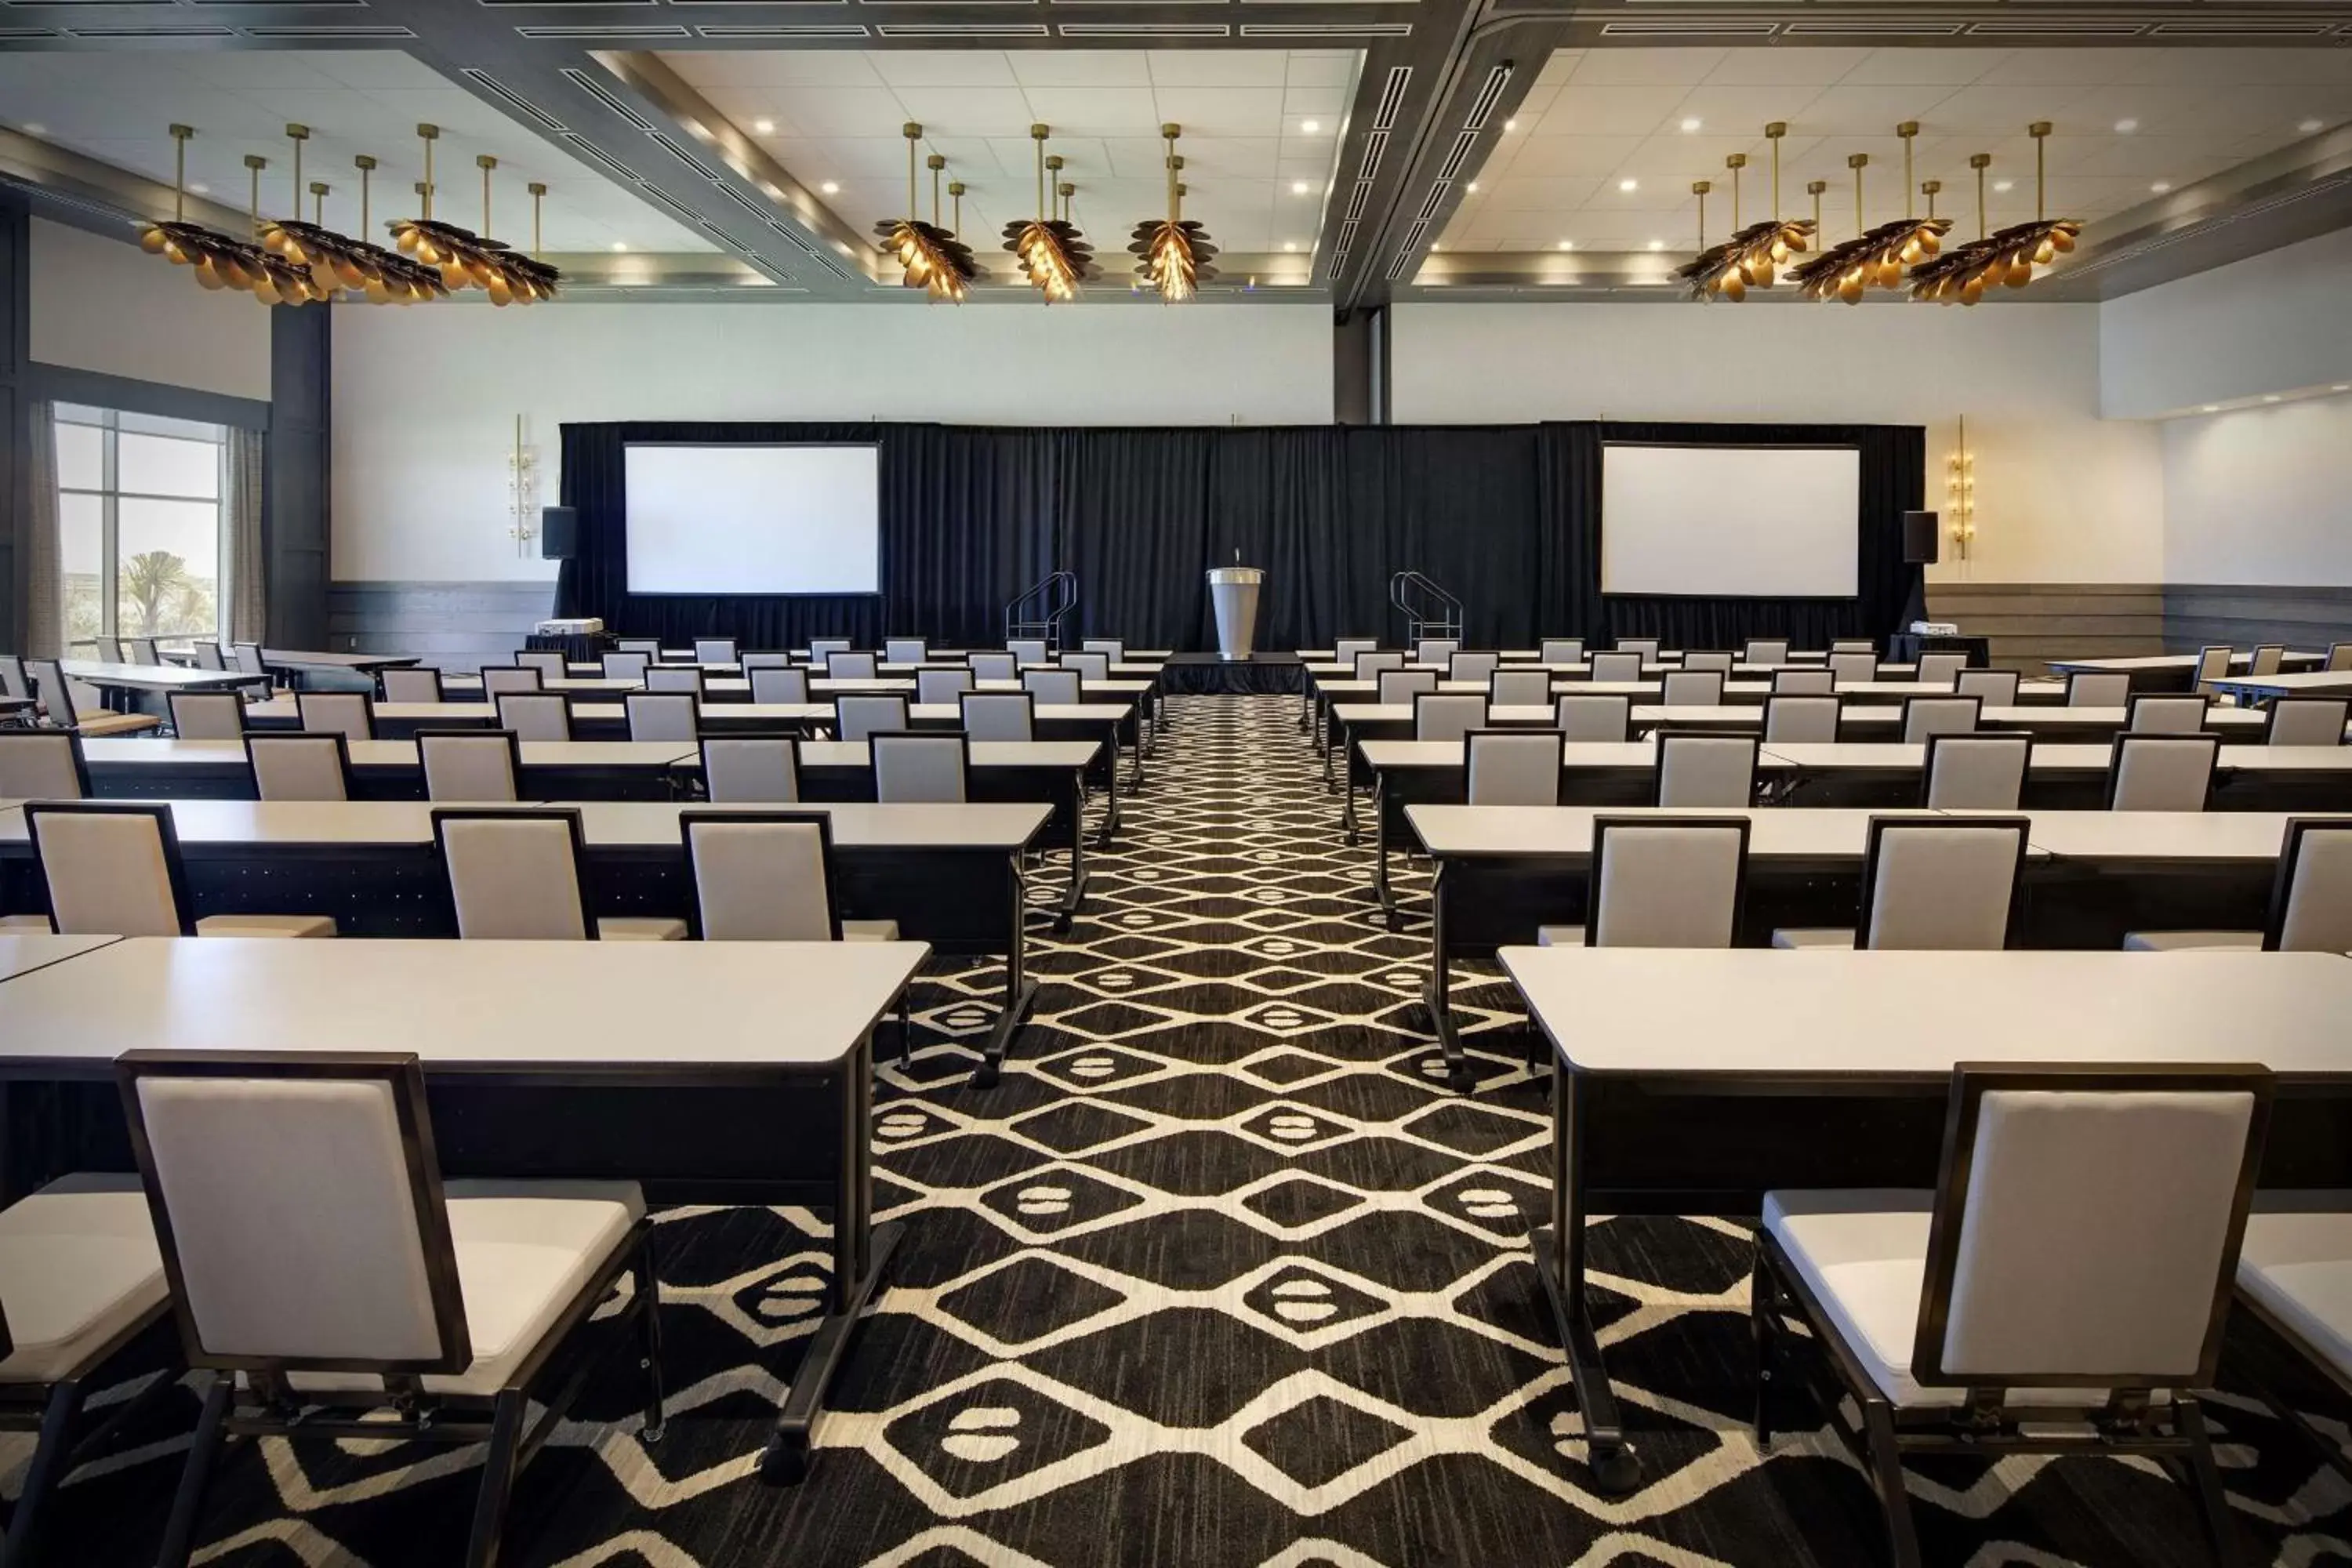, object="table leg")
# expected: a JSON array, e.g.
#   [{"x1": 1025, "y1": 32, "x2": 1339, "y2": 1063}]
[
  {"x1": 1299, "y1": 680, "x2": 1313, "y2": 732},
  {"x1": 764, "y1": 1029, "x2": 904, "y2": 1486},
  {"x1": 1373, "y1": 778, "x2": 1399, "y2": 929},
  {"x1": 1341, "y1": 734, "x2": 1361, "y2": 844},
  {"x1": 971, "y1": 855, "x2": 1040, "y2": 1091},
  {"x1": 1098, "y1": 735, "x2": 1121, "y2": 847},
  {"x1": 1322, "y1": 701, "x2": 1340, "y2": 789},
  {"x1": 1529, "y1": 1068, "x2": 1640, "y2": 1494},
  {"x1": 1127, "y1": 713, "x2": 1146, "y2": 791},
  {"x1": 1058, "y1": 771, "x2": 1088, "y2": 933},
  {"x1": 1421, "y1": 862, "x2": 1471, "y2": 1092}
]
